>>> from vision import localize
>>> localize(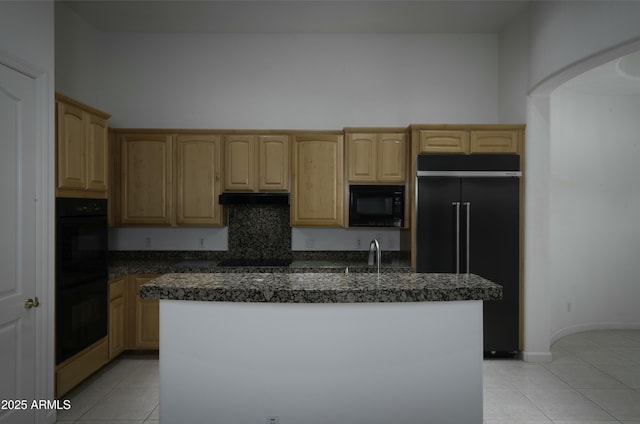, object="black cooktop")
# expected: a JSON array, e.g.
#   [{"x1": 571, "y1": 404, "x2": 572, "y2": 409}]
[{"x1": 217, "y1": 258, "x2": 292, "y2": 267}]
